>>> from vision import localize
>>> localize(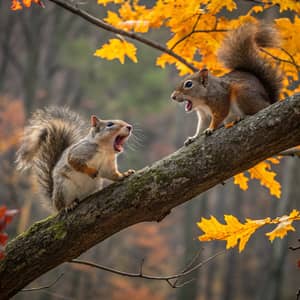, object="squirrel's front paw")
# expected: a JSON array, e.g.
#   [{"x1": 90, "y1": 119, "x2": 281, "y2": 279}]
[
  {"x1": 204, "y1": 128, "x2": 214, "y2": 136},
  {"x1": 122, "y1": 169, "x2": 135, "y2": 178},
  {"x1": 184, "y1": 137, "x2": 196, "y2": 146}
]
